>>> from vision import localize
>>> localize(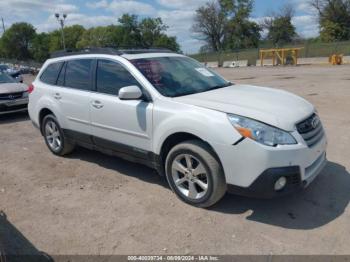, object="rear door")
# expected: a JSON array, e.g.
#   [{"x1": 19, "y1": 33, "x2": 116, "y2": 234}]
[
  {"x1": 56, "y1": 59, "x2": 94, "y2": 141},
  {"x1": 90, "y1": 59, "x2": 153, "y2": 154}
]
